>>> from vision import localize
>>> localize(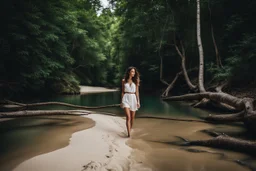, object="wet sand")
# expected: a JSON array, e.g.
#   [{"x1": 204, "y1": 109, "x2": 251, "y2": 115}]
[
  {"x1": 127, "y1": 118, "x2": 253, "y2": 171},
  {"x1": 0, "y1": 116, "x2": 95, "y2": 171}
]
